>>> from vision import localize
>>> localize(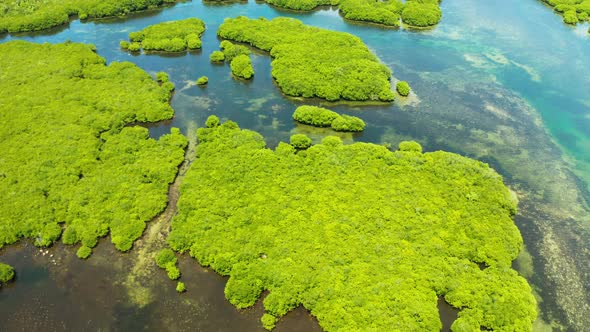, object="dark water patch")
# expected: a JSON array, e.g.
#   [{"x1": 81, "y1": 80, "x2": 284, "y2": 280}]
[{"x1": 437, "y1": 297, "x2": 458, "y2": 331}]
